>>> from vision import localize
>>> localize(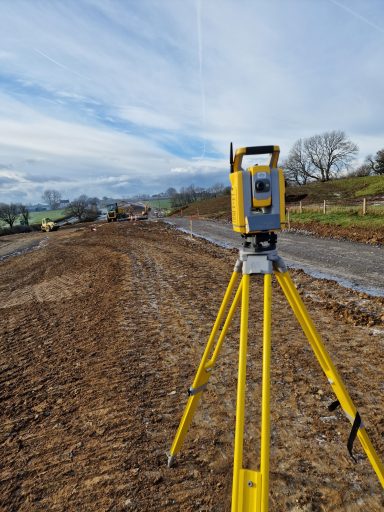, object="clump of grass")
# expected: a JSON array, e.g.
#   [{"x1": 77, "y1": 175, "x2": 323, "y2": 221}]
[
  {"x1": 289, "y1": 210, "x2": 384, "y2": 229},
  {"x1": 354, "y1": 176, "x2": 384, "y2": 197}
]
